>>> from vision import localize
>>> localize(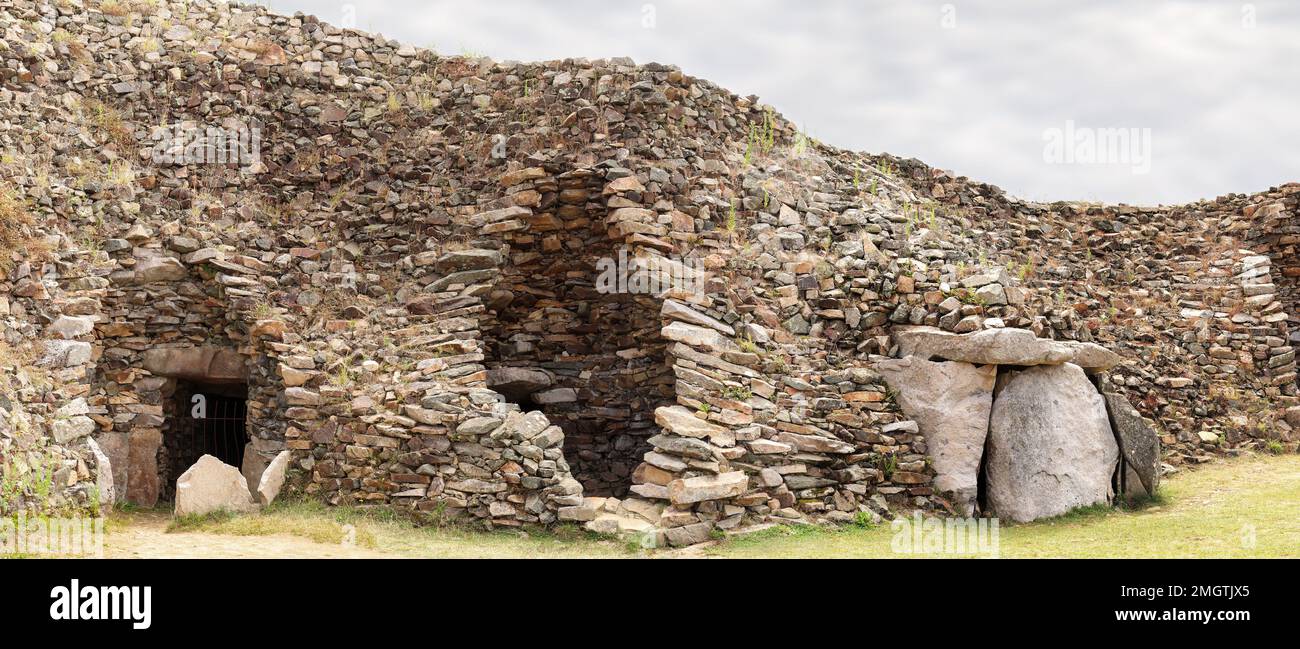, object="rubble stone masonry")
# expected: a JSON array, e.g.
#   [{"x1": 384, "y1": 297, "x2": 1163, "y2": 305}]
[{"x1": 0, "y1": 0, "x2": 1294, "y2": 542}]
